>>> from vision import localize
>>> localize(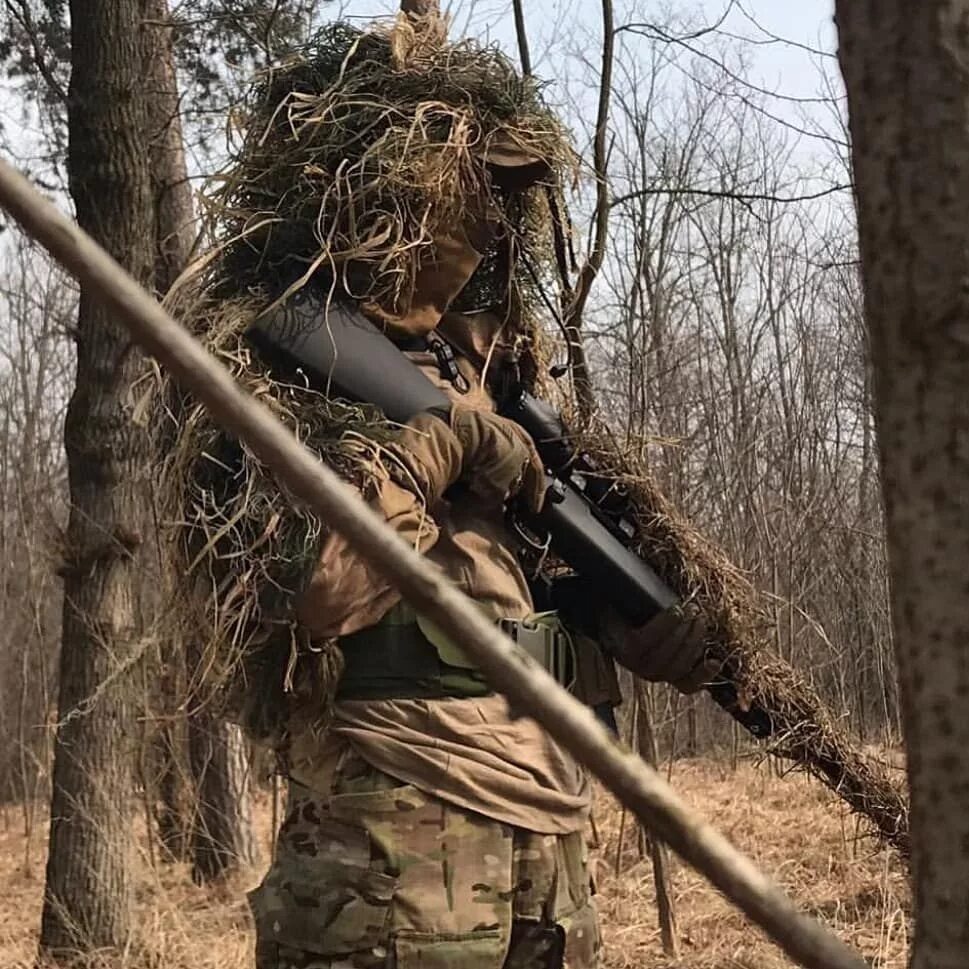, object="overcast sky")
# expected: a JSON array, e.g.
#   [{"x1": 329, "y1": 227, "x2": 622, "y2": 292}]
[
  {"x1": 341, "y1": 1, "x2": 838, "y2": 99},
  {"x1": 0, "y1": 1, "x2": 840, "y2": 169},
  {"x1": 327, "y1": 0, "x2": 843, "y2": 166},
  {"x1": 0, "y1": 0, "x2": 842, "y2": 227}
]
